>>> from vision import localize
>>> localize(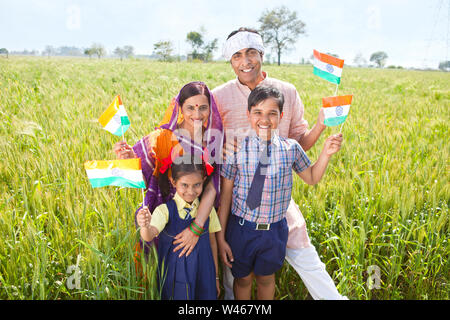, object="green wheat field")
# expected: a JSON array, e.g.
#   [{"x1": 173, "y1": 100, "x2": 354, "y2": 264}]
[{"x1": 0, "y1": 57, "x2": 448, "y2": 300}]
